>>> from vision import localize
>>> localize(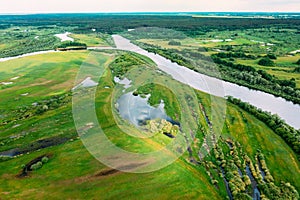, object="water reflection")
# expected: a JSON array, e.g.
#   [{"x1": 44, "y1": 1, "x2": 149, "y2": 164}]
[{"x1": 116, "y1": 92, "x2": 175, "y2": 128}]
